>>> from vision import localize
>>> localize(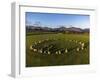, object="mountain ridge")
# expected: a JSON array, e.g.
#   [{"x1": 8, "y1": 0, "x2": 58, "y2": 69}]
[{"x1": 26, "y1": 25, "x2": 89, "y2": 33}]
